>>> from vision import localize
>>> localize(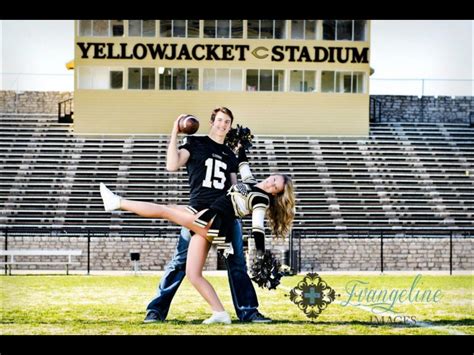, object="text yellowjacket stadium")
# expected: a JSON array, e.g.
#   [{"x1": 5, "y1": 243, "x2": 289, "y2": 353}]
[{"x1": 73, "y1": 20, "x2": 371, "y2": 136}]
